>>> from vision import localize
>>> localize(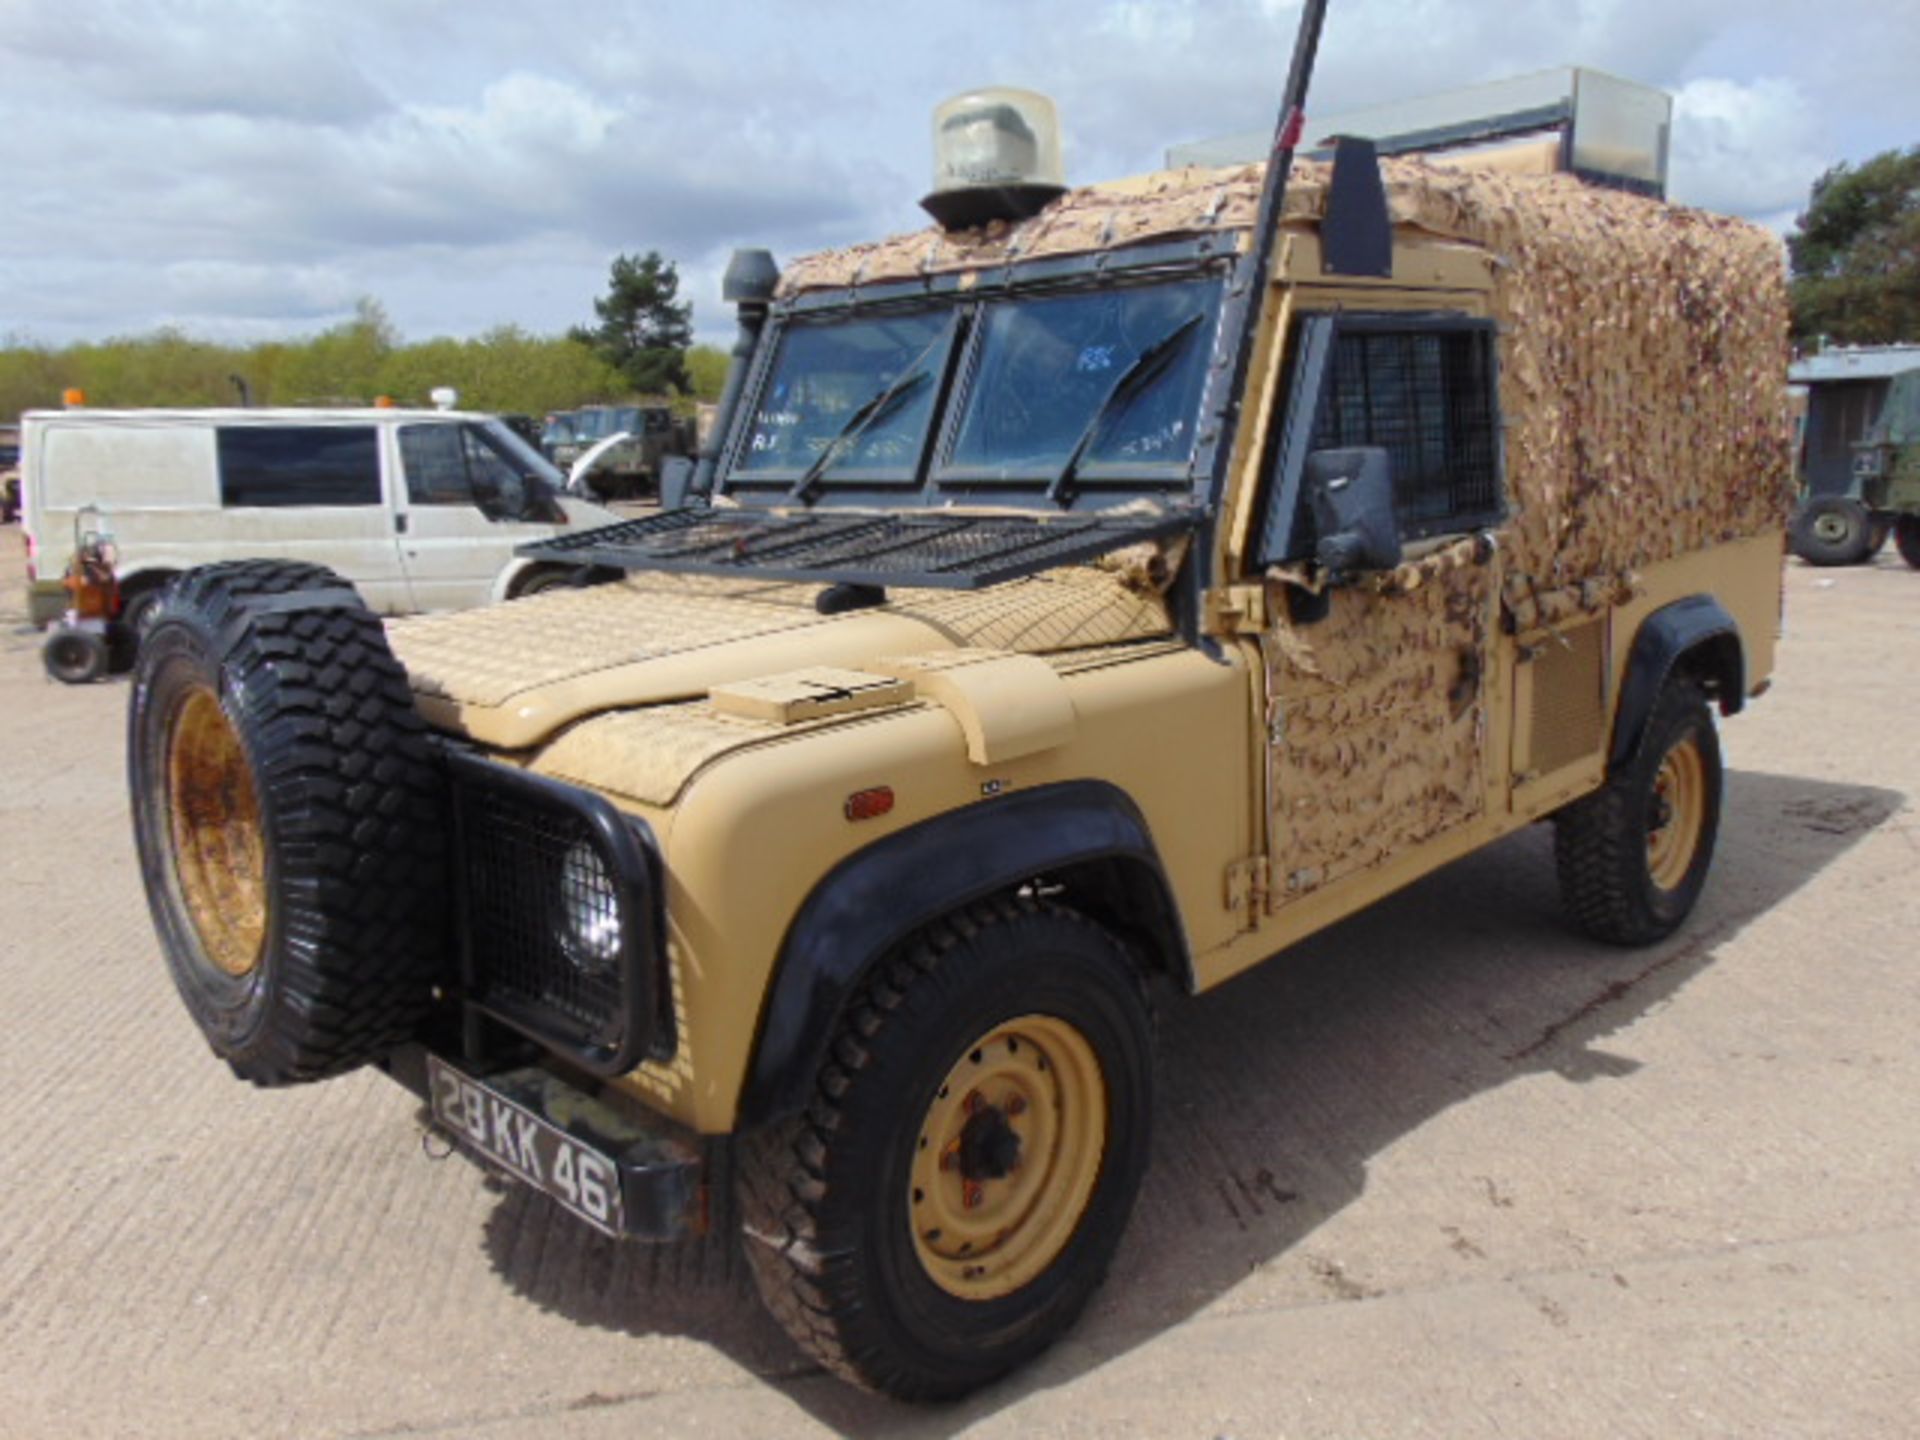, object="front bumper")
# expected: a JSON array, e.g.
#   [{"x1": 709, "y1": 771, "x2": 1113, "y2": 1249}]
[{"x1": 384, "y1": 1043, "x2": 705, "y2": 1242}]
